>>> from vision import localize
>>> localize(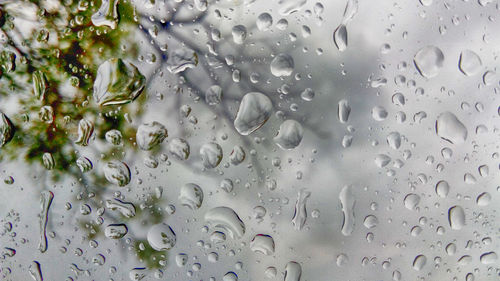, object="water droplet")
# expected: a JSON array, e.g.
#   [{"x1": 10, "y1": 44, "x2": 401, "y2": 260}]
[
  {"x1": 75, "y1": 118, "x2": 94, "y2": 146},
  {"x1": 414, "y1": 46, "x2": 444, "y2": 78},
  {"x1": 29, "y1": 261, "x2": 43, "y2": 281},
  {"x1": 448, "y1": 205, "x2": 465, "y2": 230},
  {"x1": 274, "y1": 120, "x2": 304, "y2": 150},
  {"x1": 167, "y1": 48, "x2": 198, "y2": 74},
  {"x1": 234, "y1": 92, "x2": 273, "y2": 135},
  {"x1": 339, "y1": 185, "x2": 355, "y2": 236},
  {"x1": 223, "y1": 272, "x2": 238, "y2": 281},
  {"x1": 270, "y1": 53, "x2": 294, "y2": 77},
  {"x1": 0, "y1": 112, "x2": 15, "y2": 148},
  {"x1": 93, "y1": 58, "x2": 145, "y2": 106},
  {"x1": 412, "y1": 255, "x2": 427, "y2": 270},
  {"x1": 136, "y1": 121, "x2": 168, "y2": 150},
  {"x1": 333, "y1": 24, "x2": 348, "y2": 52},
  {"x1": 205, "y1": 85, "x2": 223, "y2": 105},
  {"x1": 363, "y1": 215, "x2": 379, "y2": 229},
  {"x1": 105, "y1": 199, "x2": 136, "y2": 218},
  {"x1": 404, "y1": 193, "x2": 420, "y2": 210},
  {"x1": 232, "y1": 25, "x2": 247, "y2": 44},
  {"x1": 279, "y1": 0, "x2": 307, "y2": 16},
  {"x1": 291, "y1": 190, "x2": 311, "y2": 230},
  {"x1": 179, "y1": 183, "x2": 203, "y2": 210},
  {"x1": 200, "y1": 142, "x2": 223, "y2": 169},
  {"x1": 147, "y1": 223, "x2": 176, "y2": 251},
  {"x1": 284, "y1": 261, "x2": 302, "y2": 281},
  {"x1": 435, "y1": 180, "x2": 450, "y2": 198},
  {"x1": 480, "y1": 252, "x2": 497, "y2": 264},
  {"x1": 230, "y1": 145, "x2": 245, "y2": 165},
  {"x1": 436, "y1": 112, "x2": 467, "y2": 144},
  {"x1": 91, "y1": 0, "x2": 119, "y2": 29},
  {"x1": 459, "y1": 50, "x2": 482, "y2": 76},
  {"x1": 257, "y1": 13, "x2": 273, "y2": 31},
  {"x1": 205, "y1": 207, "x2": 245, "y2": 239},
  {"x1": 38, "y1": 191, "x2": 54, "y2": 253},
  {"x1": 372, "y1": 106, "x2": 388, "y2": 121},
  {"x1": 104, "y1": 224, "x2": 128, "y2": 239},
  {"x1": 103, "y1": 160, "x2": 131, "y2": 187},
  {"x1": 105, "y1": 129, "x2": 123, "y2": 145},
  {"x1": 374, "y1": 154, "x2": 391, "y2": 168},
  {"x1": 129, "y1": 267, "x2": 147, "y2": 281},
  {"x1": 338, "y1": 99, "x2": 351, "y2": 123},
  {"x1": 386, "y1": 132, "x2": 401, "y2": 149},
  {"x1": 250, "y1": 234, "x2": 275, "y2": 255}
]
